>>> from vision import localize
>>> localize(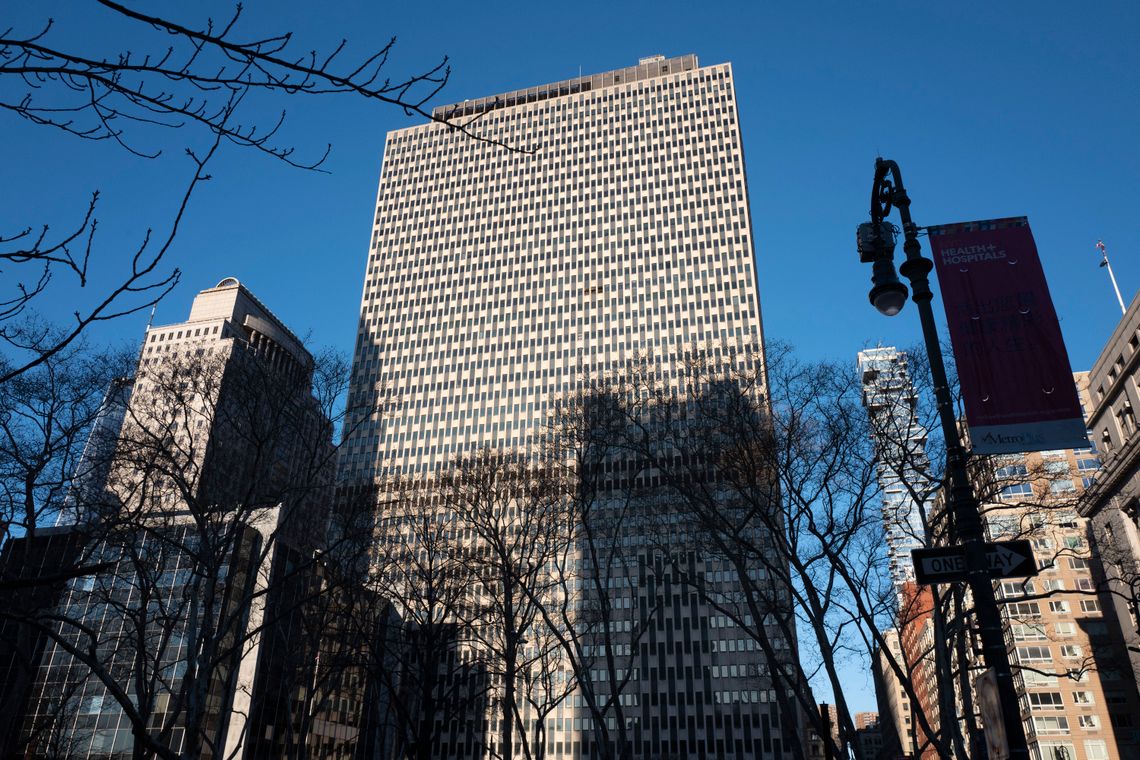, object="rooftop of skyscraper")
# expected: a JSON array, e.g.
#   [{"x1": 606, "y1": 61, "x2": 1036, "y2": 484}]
[
  {"x1": 431, "y1": 53, "x2": 699, "y2": 119},
  {"x1": 149, "y1": 277, "x2": 312, "y2": 369}
]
